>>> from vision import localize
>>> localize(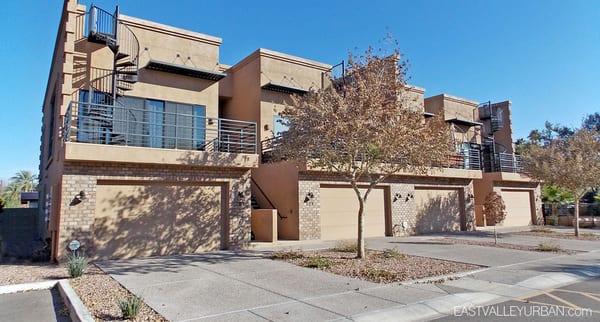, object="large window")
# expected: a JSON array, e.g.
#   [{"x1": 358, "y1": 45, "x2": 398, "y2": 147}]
[{"x1": 77, "y1": 91, "x2": 207, "y2": 150}]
